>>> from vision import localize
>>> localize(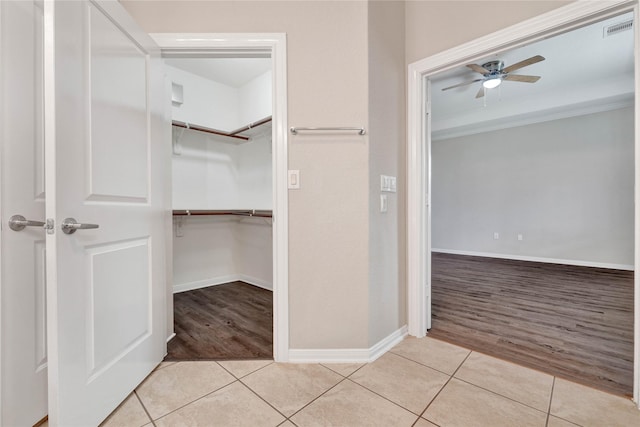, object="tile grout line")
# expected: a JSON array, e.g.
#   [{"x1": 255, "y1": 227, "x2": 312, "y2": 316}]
[
  {"x1": 235, "y1": 378, "x2": 292, "y2": 421},
  {"x1": 545, "y1": 377, "x2": 556, "y2": 427},
  {"x1": 417, "y1": 350, "x2": 473, "y2": 422},
  {"x1": 278, "y1": 364, "x2": 369, "y2": 423},
  {"x1": 143, "y1": 360, "x2": 278, "y2": 427},
  {"x1": 216, "y1": 360, "x2": 275, "y2": 381},
  {"x1": 452, "y1": 376, "x2": 551, "y2": 415},
  {"x1": 276, "y1": 376, "x2": 351, "y2": 421},
  {"x1": 342, "y1": 376, "x2": 429, "y2": 417},
  {"x1": 141, "y1": 374, "x2": 239, "y2": 423},
  {"x1": 389, "y1": 350, "x2": 461, "y2": 378},
  {"x1": 343, "y1": 356, "x2": 463, "y2": 418},
  {"x1": 134, "y1": 390, "x2": 157, "y2": 427},
  {"x1": 411, "y1": 414, "x2": 442, "y2": 427},
  {"x1": 320, "y1": 363, "x2": 366, "y2": 378}
]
